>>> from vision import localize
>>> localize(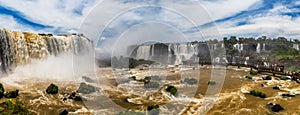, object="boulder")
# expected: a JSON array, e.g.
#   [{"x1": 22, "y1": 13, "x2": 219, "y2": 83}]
[
  {"x1": 267, "y1": 103, "x2": 284, "y2": 112},
  {"x1": 77, "y1": 83, "x2": 98, "y2": 94},
  {"x1": 46, "y1": 84, "x2": 59, "y2": 94},
  {"x1": 60, "y1": 110, "x2": 68, "y2": 115},
  {"x1": 4, "y1": 90, "x2": 19, "y2": 98}
]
